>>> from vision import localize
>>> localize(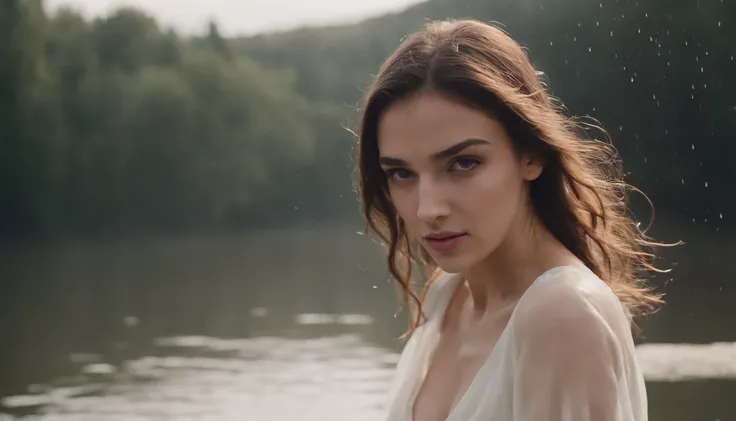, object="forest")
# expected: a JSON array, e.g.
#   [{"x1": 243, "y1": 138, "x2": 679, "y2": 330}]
[{"x1": 1, "y1": 0, "x2": 733, "y2": 240}]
